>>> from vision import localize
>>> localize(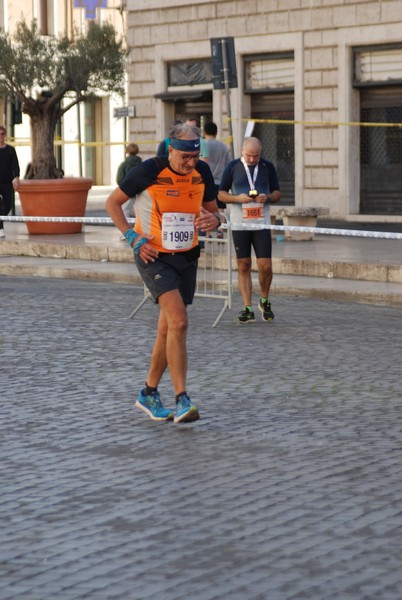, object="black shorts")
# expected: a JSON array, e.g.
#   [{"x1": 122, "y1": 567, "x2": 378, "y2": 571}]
[
  {"x1": 232, "y1": 228, "x2": 272, "y2": 259},
  {"x1": 134, "y1": 246, "x2": 200, "y2": 305}
]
